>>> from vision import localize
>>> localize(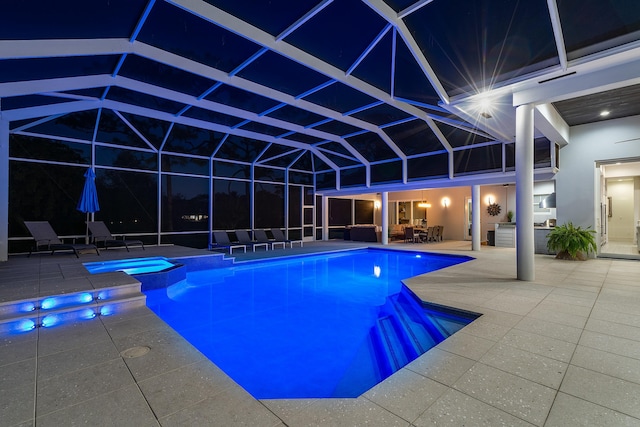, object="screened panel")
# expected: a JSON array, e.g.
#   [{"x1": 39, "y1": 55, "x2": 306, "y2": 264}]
[
  {"x1": 164, "y1": 124, "x2": 223, "y2": 156},
  {"x1": 385, "y1": 120, "x2": 444, "y2": 155},
  {"x1": 1, "y1": 95, "x2": 73, "y2": 111},
  {"x1": 215, "y1": 135, "x2": 269, "y2": 162},
  {"x1": 213, "y1": 179, "x2": 250, "y2": 230},
  {"x1": 290, "y1": 171, "x2": 313, "y2": 185},
  {"x1": 288, "y1": 186, "x2": 302, "y2": 227},
  {"x1": 95, "y1": 168, "x2": 158, "y2": 234},
  {"x1": 436, "y1": 122, "x2": 494, "y2": 148},
  {"x1": 371, "y1": 160, "x2": 403, "y2": 184},
  {"x1": 96, "y1": 109, "x2": 150, "y2": 149},
  {"x1": 345, "y1": 131, "x2": 398, "y2": 161},
  {"x1": 213, "y1": 160, "x2": 250, "y2": 179},
  {"x1": 205, "y1": 84, "x2": 281, "y2": 114},
  {"x1": 316, "y1": 171, "x2": 336, "y2": 190},
  {"x1": 265, "y1": 105, "x2": 327, "y2": 127},
  {"x1": 139, "y1": 0, "x2": 261, "y2": 72},
  {"x1": 106, "y1": 87, "x2": 186, "y2": 115},
  {"x1": 182, "y1": 106, "x2": 245, "y2": 128},
  {"x1": 162, "y1": 155, "x2": 209, "y2": 175},
  {"x1": 238, "y1": 121, "x2": 290, "y2": 137},
  {"x1": 312, "y1": 120, "x2": 362, "y2": 137},
  {"x1": 161, "y1": 175, "x2": 209, "y2": 232},
  {"x1": 302, "y1": 81, "x2": 378, "y2": 114},
  {"x1": 255, "y1": 182, "x2": 284, "y2": 229},
  {"x1": 25, "y1": 110, "x2": 98, "y2": 141},
  {"x1": 120, "y1": 112, "x2": 171, "y2": 150},
  {"x1": 558, "y1": 0, "x2": 640, "y2": 60},
  {"x1": 453, "y1": 145, "x2": 503, "y2": 175},
  {"x1": 206, "y1": 0, "x2": 320, "y2": 37},
  {"x1": 254, "y1": 166, "x2": 285, "y2": 183},
  {"x1": 10, "y1": 135, "x2": 90, "y2": 165},
  {"x1": 0, "y1": 0, "x2": 147, "y2": 39},
  {"x1": 292, "y1": 152, "x2": 313, "y2": 172},
  {"x1": 350, "y1": 103, "x2": 411, "y2": 126},
  {"x1": 408, "y1": 153, "x2": 449, "y2": 180},
  {"x1": 404, "y1": 0, "x2": 559, "y2": 95},
  {"x1": 283, "y1": 0, "x2": 387, "y2": 72},
  {"x1": 237, "y1": 50, "x2": 330, "y2": 97},
  {"x1": 351, "y1": 29, "x2": 393, "y2": 94},
  {"x1": 96, "y1": 146, "x2": 157, "y2": 170},
  {"x1": 0, "y1": 55, "x2": 119, "y2": 83},
  {"x1": 9, "y1": 162, "x2": 86, "y2": 237},
  {"x1": 340, "y1": 166, "x2": 366, "y2": 187},
  {"x1": 119, "y1": 54, "x2": 216, "y2": 97},
  {"x1": 393, "y1": 36, "x2": 442, "y2": 106}
]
